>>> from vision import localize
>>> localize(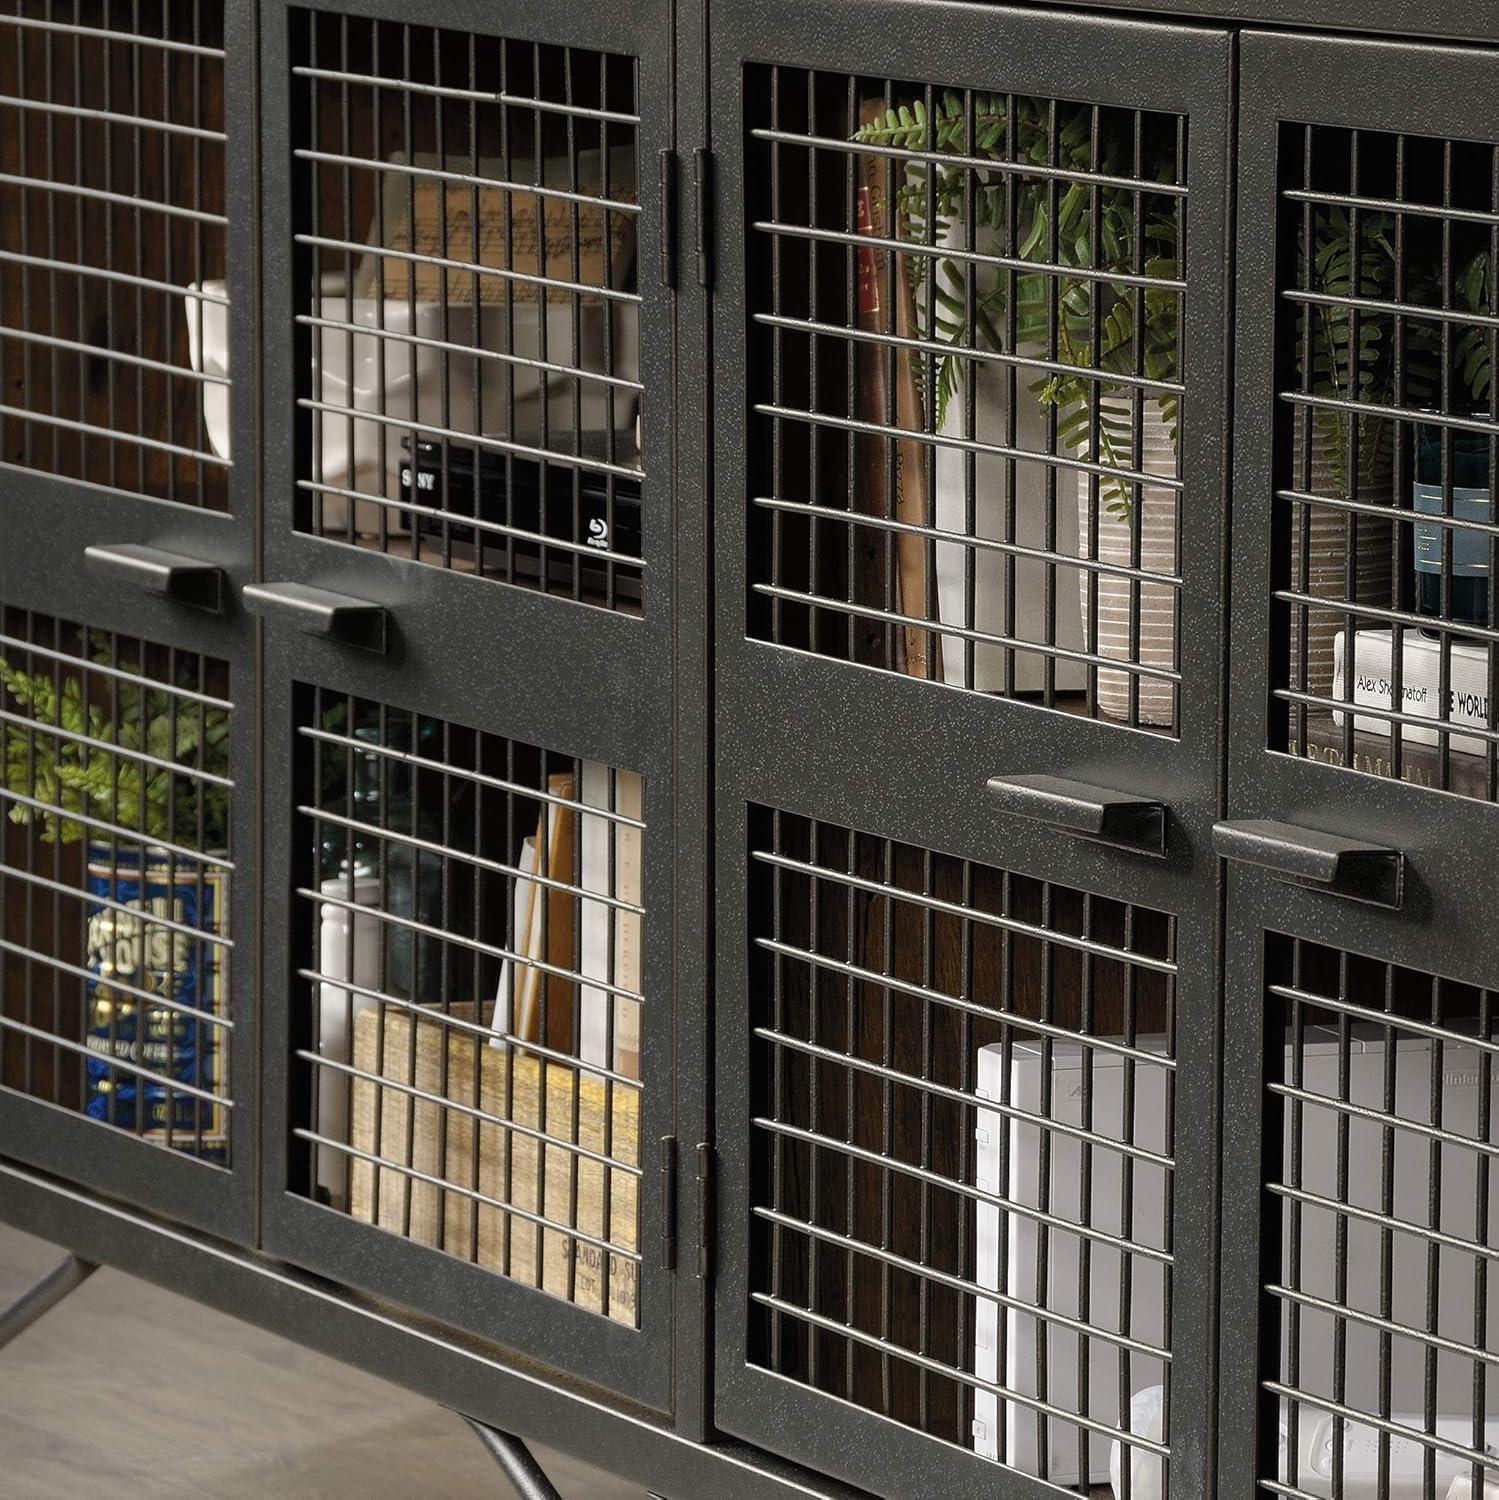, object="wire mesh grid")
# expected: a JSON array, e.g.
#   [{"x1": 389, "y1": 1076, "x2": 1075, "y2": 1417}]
[
  {"x1": 1274, "y1": 123, "x2": 1499, "y2": 802},
  {"x1": 290, "y1": 12, "x2": 644, "y2": 611},
  {"x1": 0, "y1": 0, "x2": 230, "y2": 506},
  {"x1": 294, "y1": 685, "x2": 643, "y2": 1325},
  {"x1": 1262, "y1": 935, "x2": 1499, "y2": 1499},
  {"x1": 746, "y1": 807, "x2": 1177, "y2": 1494},
  {"x1": 743, "y1": 68, "x2": 1187, "y2": 732},
  {"x1": 0, "y1": 603, "x2": 232, "y2": 1160}
]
